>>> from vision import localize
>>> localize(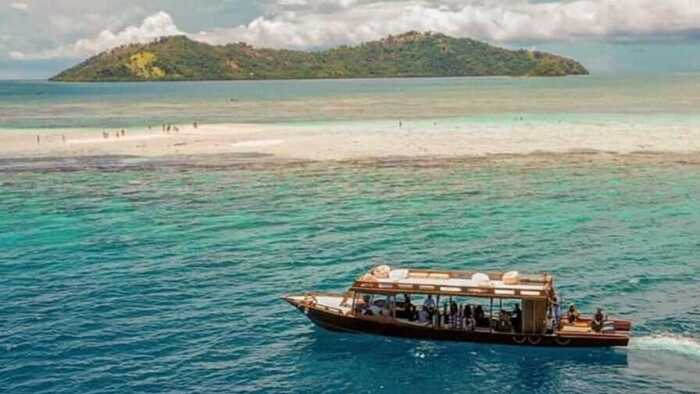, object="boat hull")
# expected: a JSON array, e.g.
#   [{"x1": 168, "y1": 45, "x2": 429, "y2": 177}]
[{"x1": 285, "y1": 297, "x2": 629, "y2": 347}]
